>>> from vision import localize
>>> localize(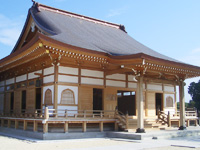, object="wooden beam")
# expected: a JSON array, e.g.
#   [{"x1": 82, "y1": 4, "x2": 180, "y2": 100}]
[{"x1": 114, "y1": 122, "x2": 118, "y2": 131}]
